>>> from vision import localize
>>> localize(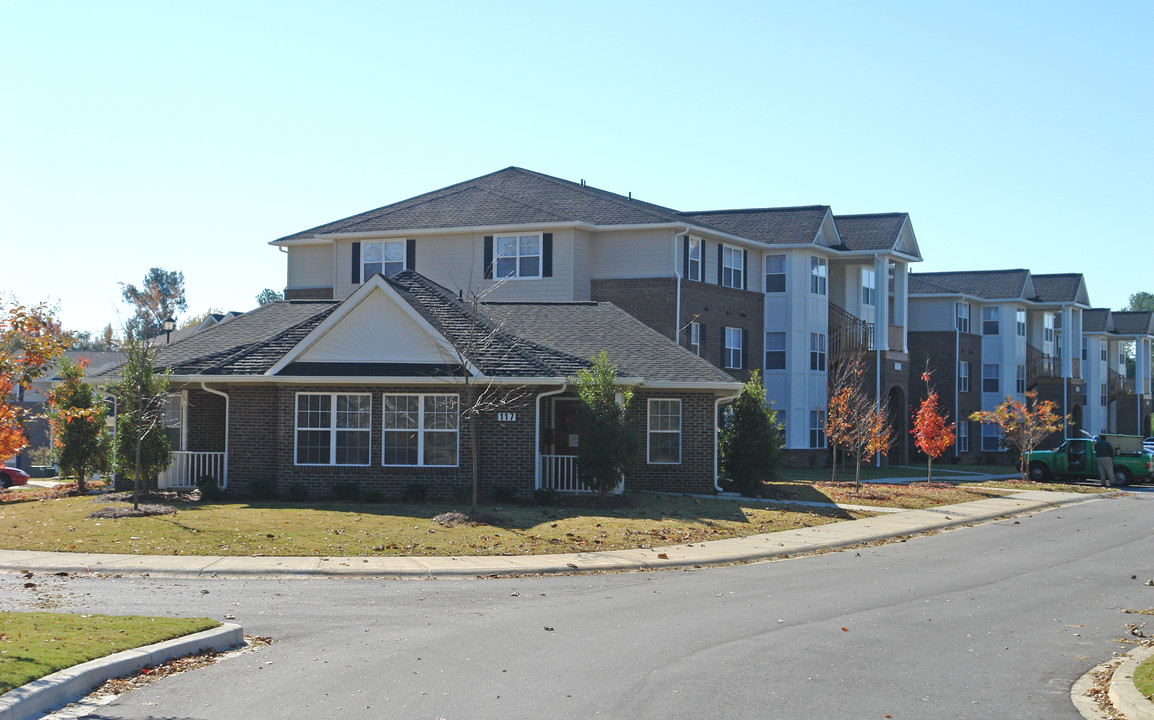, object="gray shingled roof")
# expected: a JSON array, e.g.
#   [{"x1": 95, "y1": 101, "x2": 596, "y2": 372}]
[
  {"x1": 676, "y1": 206, "x2": 829, "y2": 245},
  {"x1": 908, "y1": 269, "x2": 1032, "y2": 300},
  {"x1": 1082, "y1": 308, "x2": 1111, "y2": 333},
  {"x1": 1110, "y1": 311, "x2": 1154, "y2": 337},
  {"x1": 96, "y1": 271, "x2": 737, "y2": 386},
  {"x1": 1031, "y1": 273, "x2": 1087, "y2": 305},
  {"x1": 833, "y1": 213, "x2": 909, "y2": 251}
]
